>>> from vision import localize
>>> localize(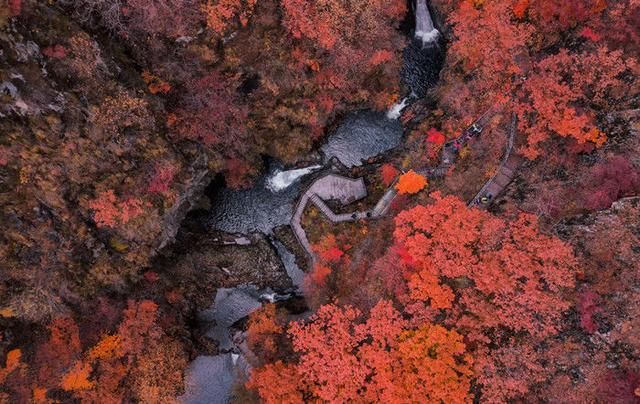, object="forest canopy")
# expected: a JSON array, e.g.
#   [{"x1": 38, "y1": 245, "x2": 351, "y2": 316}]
[{"x1": 0, "y1": 0, "x2": 639, "y2": 402}]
